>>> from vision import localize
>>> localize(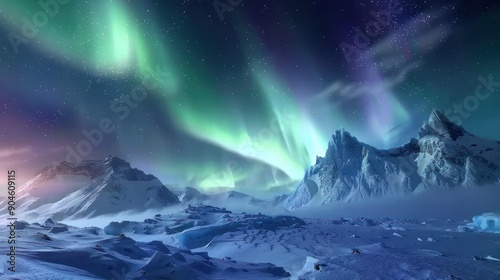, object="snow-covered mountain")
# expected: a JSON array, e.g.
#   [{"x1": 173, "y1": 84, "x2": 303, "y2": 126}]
[
  {"x1": 11, "y1": 156, "x2": 180, "y2": 220},
  {"x1": 178, "y1": 187, "x2": 265, "y2": 205},
  {"x1": 178, "y1": 187, "x2": 210, "y2": 203},
  {"x1": 269, "y1": 194, "x2": 290, "y2": 207},
  {"x1": 285, "y1": 109, "x2": 500, "y2": 209}
]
